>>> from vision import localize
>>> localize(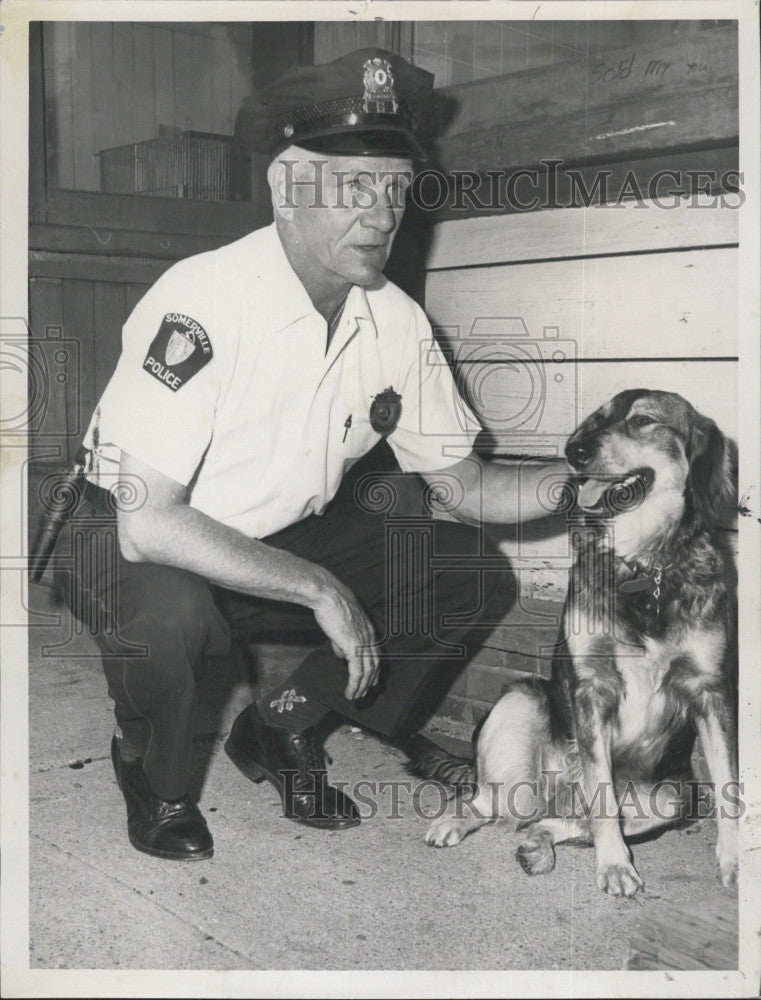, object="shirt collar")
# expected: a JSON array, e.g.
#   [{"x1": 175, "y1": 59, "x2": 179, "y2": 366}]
[
  {"x1": 346, "y1": 284, "x2": 378, "y2": 337},
  {"x1": 264, "y1": 222, "x2": 379, "y2": 338}
]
